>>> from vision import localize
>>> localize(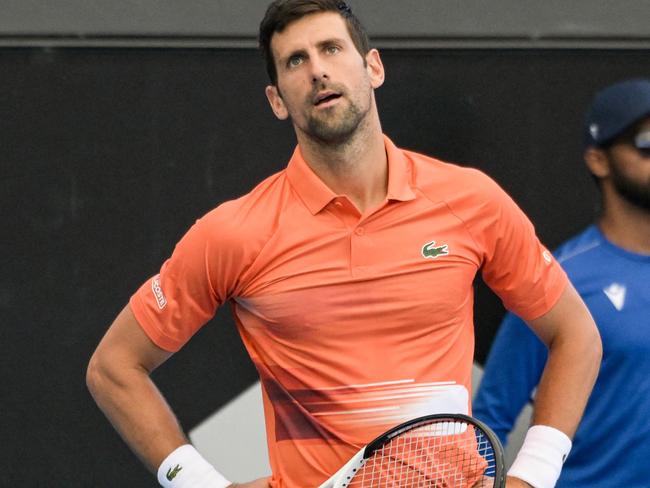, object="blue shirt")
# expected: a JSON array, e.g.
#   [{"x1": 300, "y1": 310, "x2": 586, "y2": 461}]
[{"x1": 473, "y1": 225, "x2": 650, "y2": 487}]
